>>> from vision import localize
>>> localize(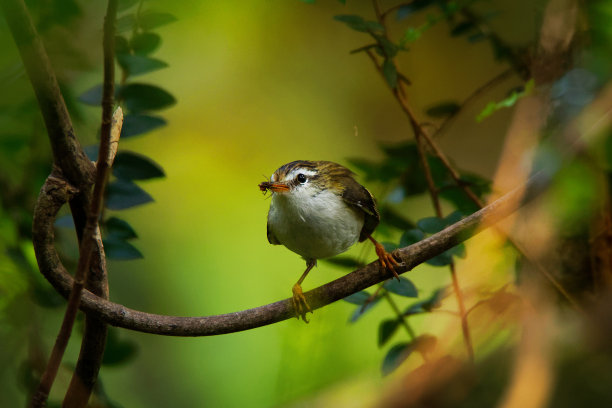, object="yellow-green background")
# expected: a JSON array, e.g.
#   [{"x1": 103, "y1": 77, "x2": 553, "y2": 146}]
[{"x1": 1, "y1": 0, "x2": 543, "y2": 406}]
